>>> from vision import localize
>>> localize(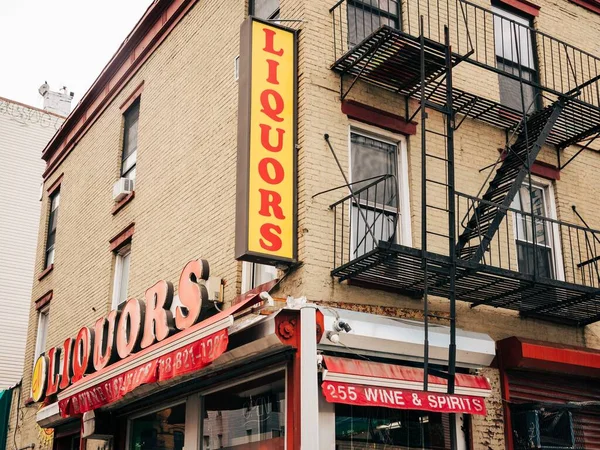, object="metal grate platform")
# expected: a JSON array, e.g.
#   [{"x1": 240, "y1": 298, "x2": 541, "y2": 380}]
[
  {"x1": 332, "y1": 26, "x2": 600, "y2": 149},
  {"x1": 332, "y1": 242, "x2": 600, "y2": 326},
  {"x1": 332, "y1": 26, "x2": 459, "y2": 97}
]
